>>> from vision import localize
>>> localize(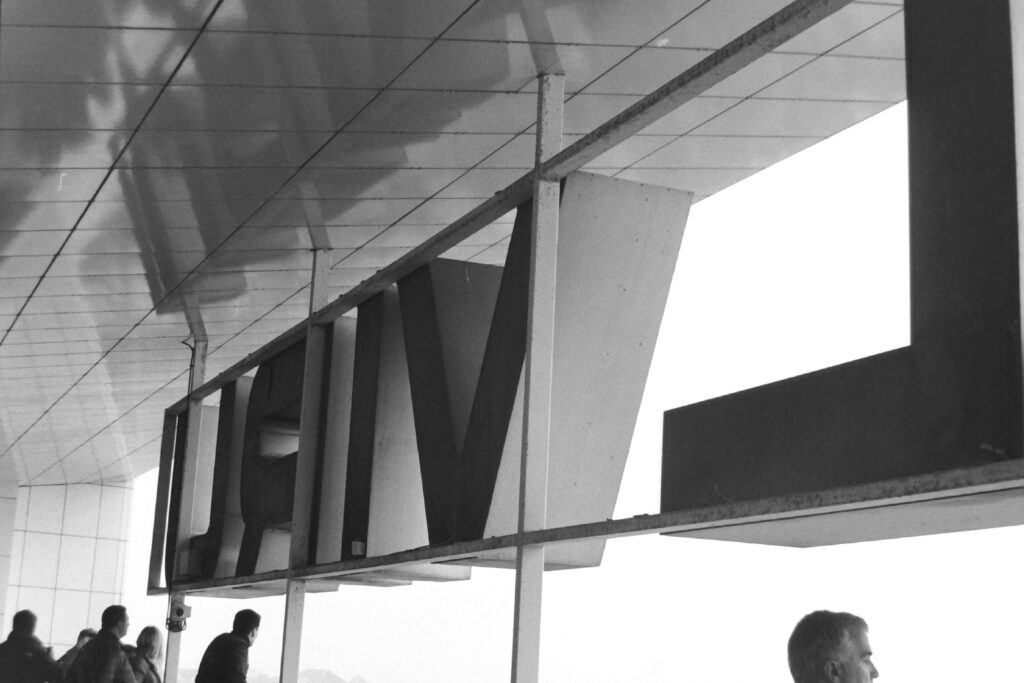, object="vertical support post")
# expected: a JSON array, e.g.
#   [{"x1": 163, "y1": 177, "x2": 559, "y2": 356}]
[
  {"x1": 280, "y1": 579, "x2": 307, "y2": 683},
  {"x1": 165, "y1": 325, "x2": 207, "y2": 683},
  {"x1": 281, "y1": 247, "x2": 332, "y2": 683},
  {"x1": 511, "y1": 71, "x2": 564, "y2": 683},
  {"x1": 1010, "y1": 0, "x2": 1024, "y2": 382}
]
